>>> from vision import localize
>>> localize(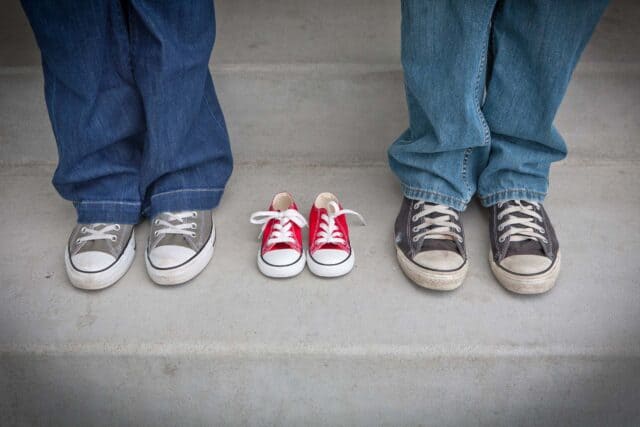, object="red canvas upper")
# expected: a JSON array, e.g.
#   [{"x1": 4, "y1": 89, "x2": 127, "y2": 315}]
[
  {"x1": 308, "y1": 202, "x2": 352, "y2": 255},
  {"x1": 259, "y1": 201, "x2": 304, "y2": 255}
]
